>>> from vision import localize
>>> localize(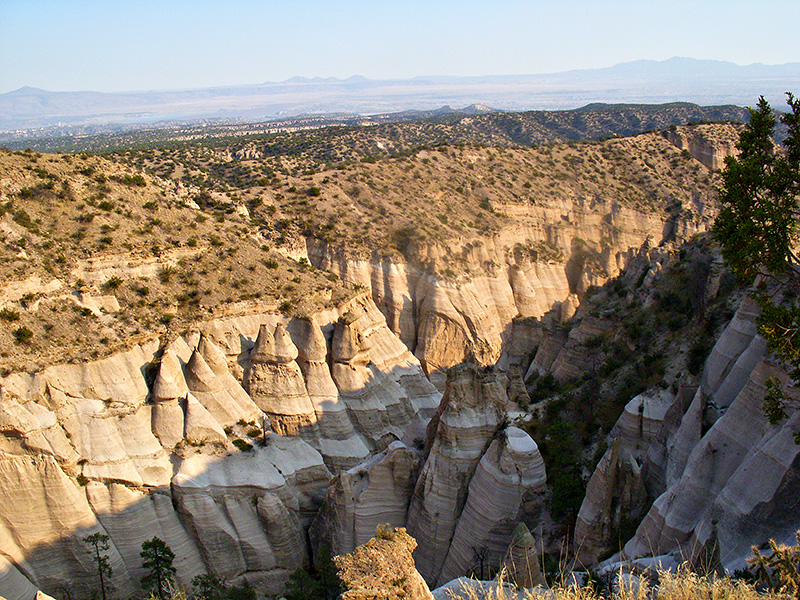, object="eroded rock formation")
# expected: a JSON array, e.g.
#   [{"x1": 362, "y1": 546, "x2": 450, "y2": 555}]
[
  {"x1": 307, "y1": 183, "x2": 713, "y2": 386},
  {"x1": 315, "y1": 363, "x2": 548, "y2": 588},
  {"x1": 0, "y1": 294, "x2": 442, "y2": 600}
]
